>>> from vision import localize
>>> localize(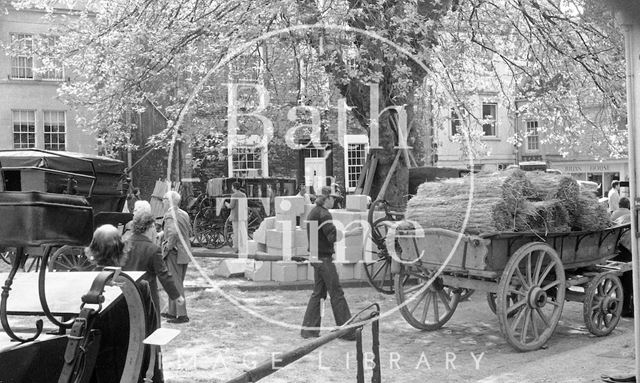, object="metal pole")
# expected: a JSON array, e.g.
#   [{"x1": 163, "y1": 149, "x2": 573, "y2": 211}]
[{"x1": 617, "y1": 12, "x2": 640, "y2": 377}]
